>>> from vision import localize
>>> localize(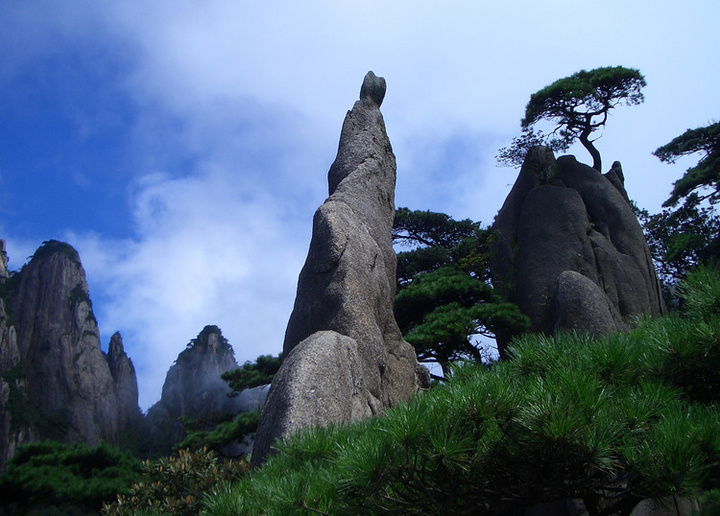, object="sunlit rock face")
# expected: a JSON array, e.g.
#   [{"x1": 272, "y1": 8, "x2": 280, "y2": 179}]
[
  {"x1": 252, "y1": 72, "x2": 422, "y2": 467},
  {"x1": 6, "y1": 241, "x2": 131, "y2": 449},
  {"x1": 490, "y1": 148, "x2": 665, "y2": 355}
]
